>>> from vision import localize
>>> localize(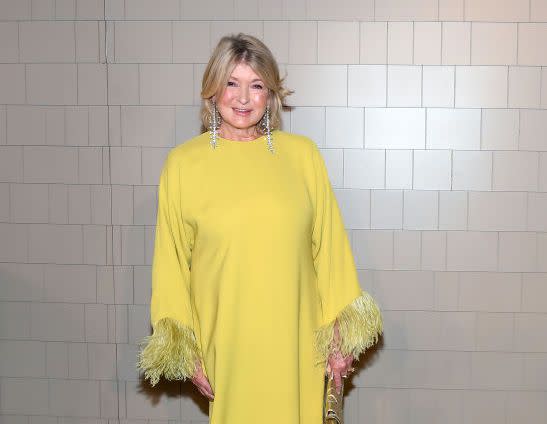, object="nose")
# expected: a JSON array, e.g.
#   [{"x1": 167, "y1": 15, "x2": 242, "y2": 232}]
[{"x1": 237, "y1": 85, "x2": 250, "y2": 104}]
